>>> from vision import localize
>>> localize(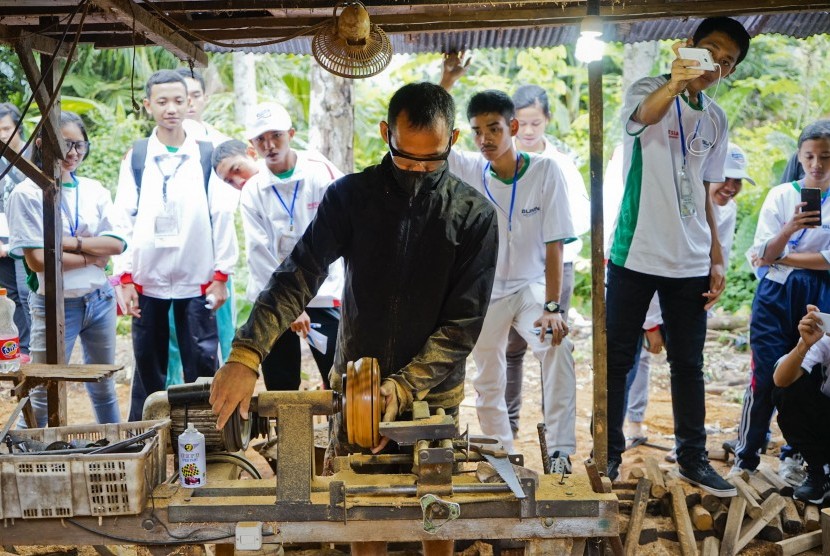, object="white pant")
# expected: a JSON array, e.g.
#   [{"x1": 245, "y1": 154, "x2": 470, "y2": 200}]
[{"x1": 472, "y1": 283, "x2": 576, "y2": 455}]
